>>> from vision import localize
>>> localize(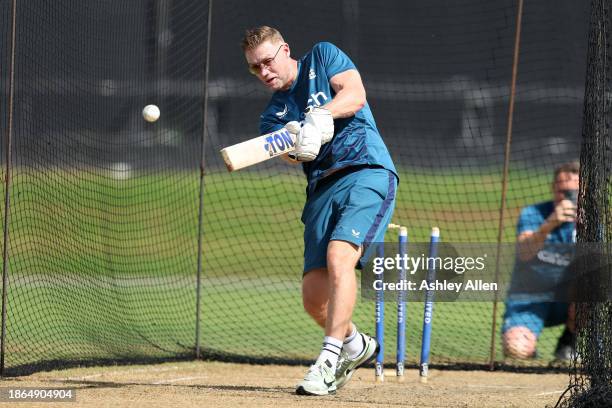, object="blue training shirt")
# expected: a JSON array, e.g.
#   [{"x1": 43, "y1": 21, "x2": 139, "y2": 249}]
[
  {"x1": 508, "y1": 201, "x2": 575, "y2": 300},
  {"x1": 259, "y1": 42, "x2": 397, "y2": 195}
]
